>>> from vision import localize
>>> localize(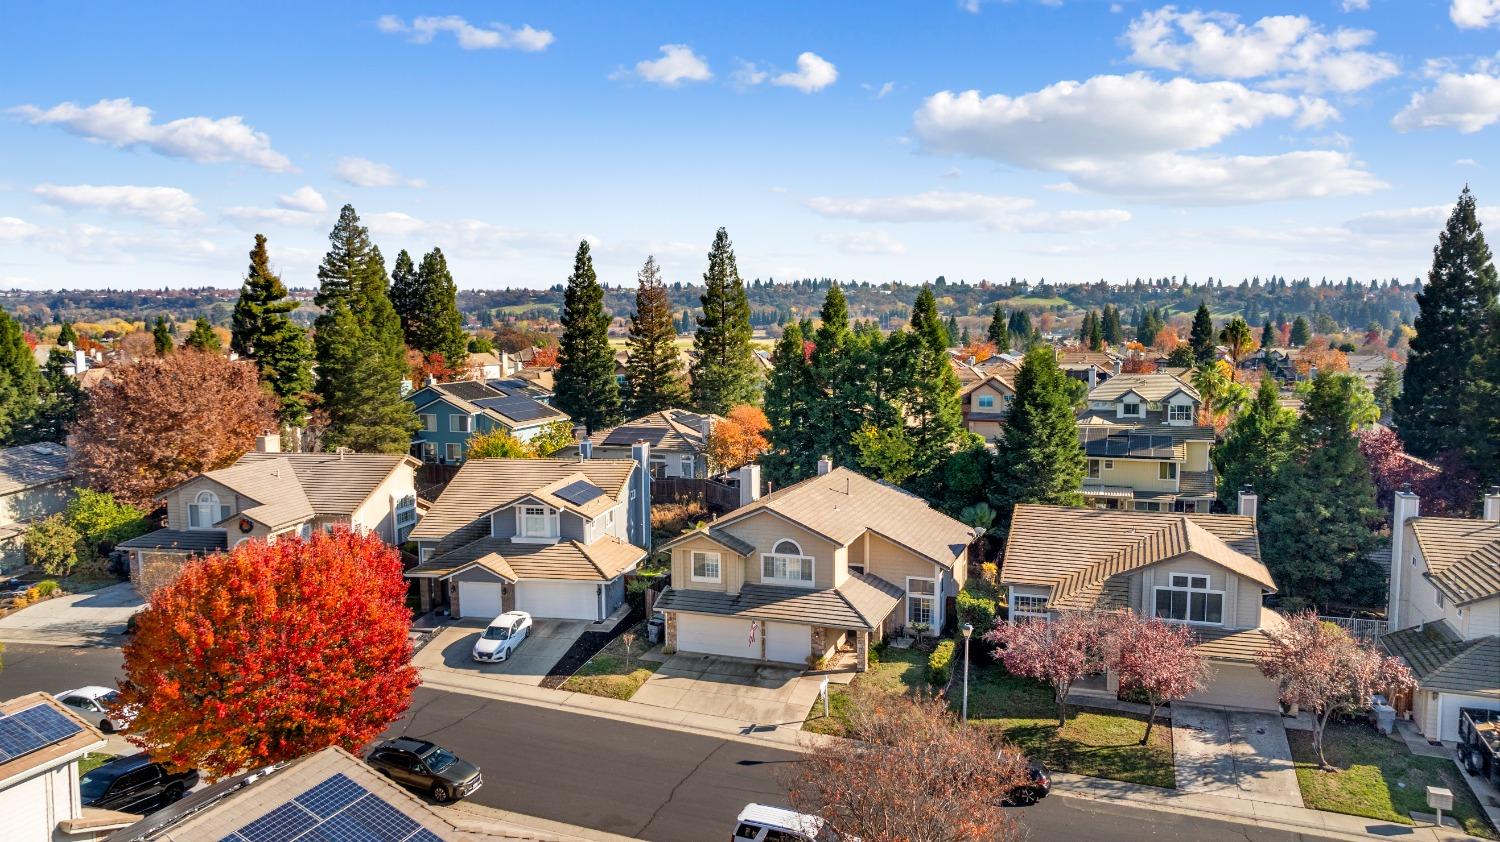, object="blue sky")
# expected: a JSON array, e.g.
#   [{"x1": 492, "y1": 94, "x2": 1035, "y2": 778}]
[{"x1": 2, "y1": 0, "x2": 1497, "y2": 290}]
